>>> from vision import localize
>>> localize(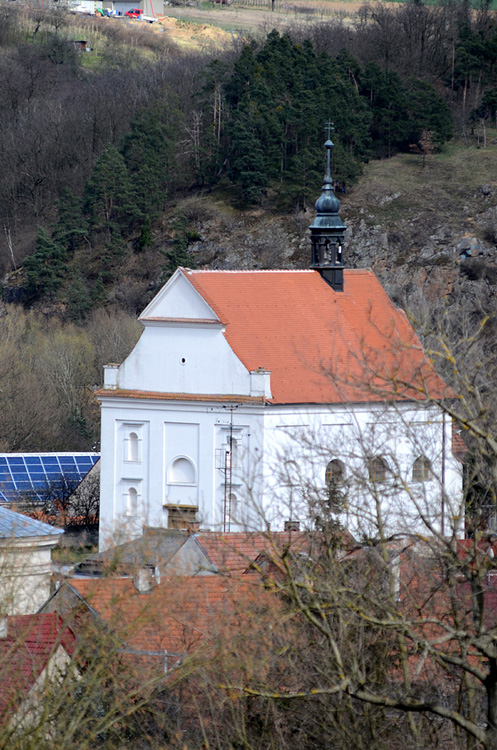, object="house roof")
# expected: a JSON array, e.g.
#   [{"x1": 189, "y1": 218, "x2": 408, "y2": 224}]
[
  {"x1": 195, "y1": 530, "x2": 317, "y2": 574},
  {"x1": 0, "y1": 613, "x2": 75, "y2": 720},
  {"x1": 184, "y1": 268, "x2": 448, "y2": 405},
  {"x1": 0, "y1": 506, "x2": 64, "y2": 539},
  {"x1": 76, "y1": 528, "x2": 215, "y2": 576},
  {"x1": 69, "y1": 574, "x2": 265, "y2": 655}
]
